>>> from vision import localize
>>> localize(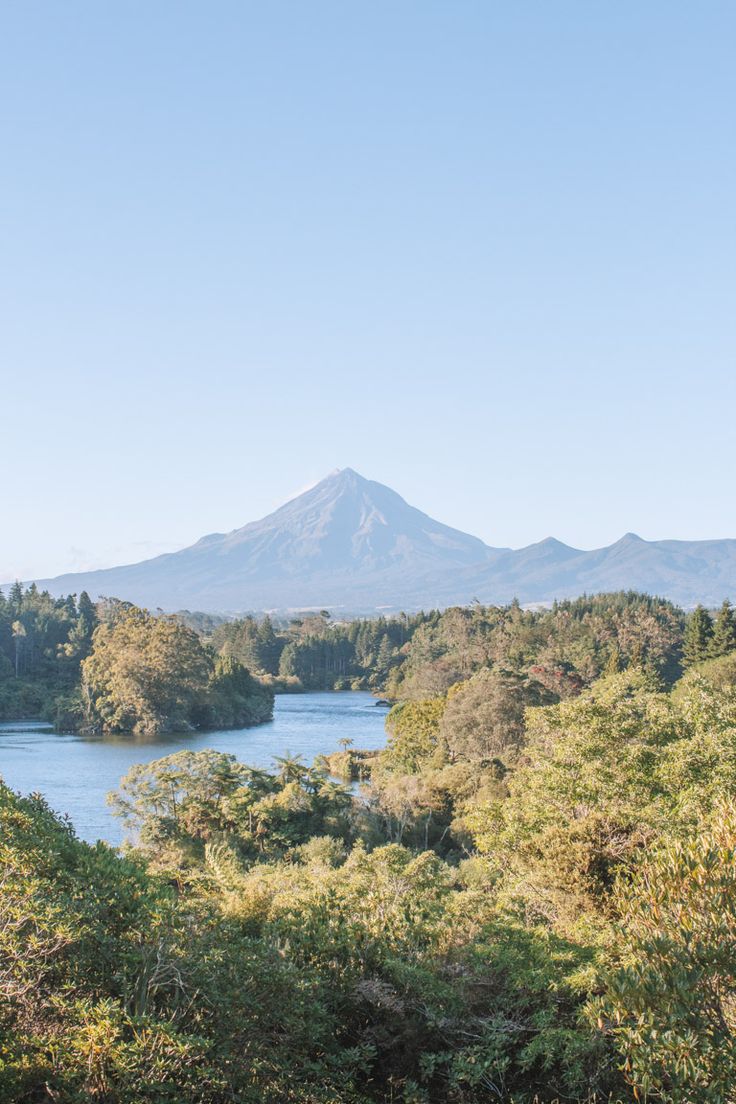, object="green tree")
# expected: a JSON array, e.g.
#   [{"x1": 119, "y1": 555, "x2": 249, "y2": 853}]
[
  {"x1": 594, "y1": 803, "x2": 736, "y2": 1103},
  {"x1": 710, "y1": 599, "x2": 736, "y2": 658},
  {"x1": 375, "y1": 634, "x2": 394, "y2": 674},
  {"x1": 603, "y1": 645, "x2": 623, "y2": 675},
  {"x1": 439, "y1": 668, "x2": 527, "y2": 765},
  {"x1": 82, "y1": 606, "x2": 213, "y2": 734},
  {"x1": 682, "y1": 605, "x2": 714, "y2": 667},
  {"x1": 108, "y1": 749, "x2": 251, "y2": 845},
  {"x1": 255, "y1": 615, "x2": 281, "y2": 673},
  {"x1": 382, "y1": 698, "x2": 446, "y2": 772},
  {"x1": 273, "y1": 752, "x2": 307, "y2": 785},
  {"x1": 205, "y1": 654, "x2": 274, "y2": 727},
  {"x1": 467, "y1": 671, "x2": 680, "y2": 930}
]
